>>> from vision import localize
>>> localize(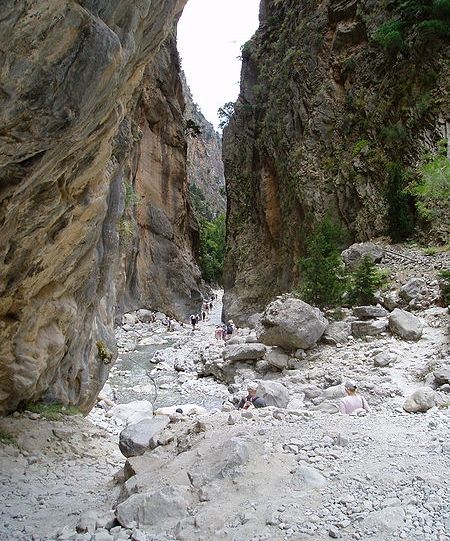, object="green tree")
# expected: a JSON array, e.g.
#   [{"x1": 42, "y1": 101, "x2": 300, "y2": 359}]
[
  {"x1": 298, "y1": 217, "x2": 348, "y2": 308},
  {"x1": 348, "y1": 256, "x2": 388, "y2": 305},
  {"x1": 385, "y1": 162, "x2": 415, "y2": 241},
  {"x1": 198, "y1": 214, "x2": 226, "y2": 284}
]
